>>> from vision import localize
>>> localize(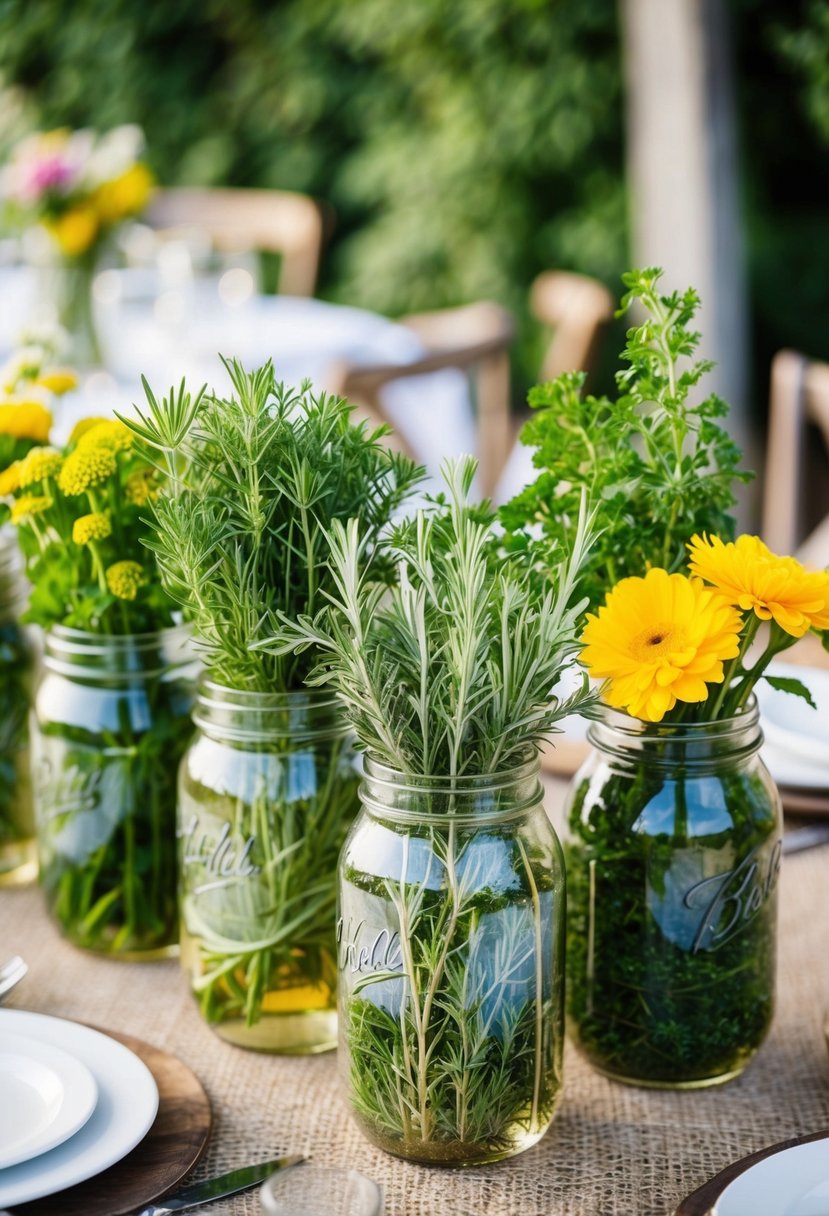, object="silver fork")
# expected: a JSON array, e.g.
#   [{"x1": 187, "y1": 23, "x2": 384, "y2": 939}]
[{"x1": 0, "y1": 955, "x2": 27, "y2": 1003}]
